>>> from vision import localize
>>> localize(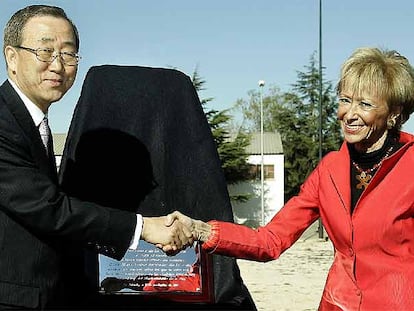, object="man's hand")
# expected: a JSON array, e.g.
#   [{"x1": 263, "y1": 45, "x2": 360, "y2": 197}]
[{"x1": 141, "y1": 216, "x2": 194, "y2": 254}]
